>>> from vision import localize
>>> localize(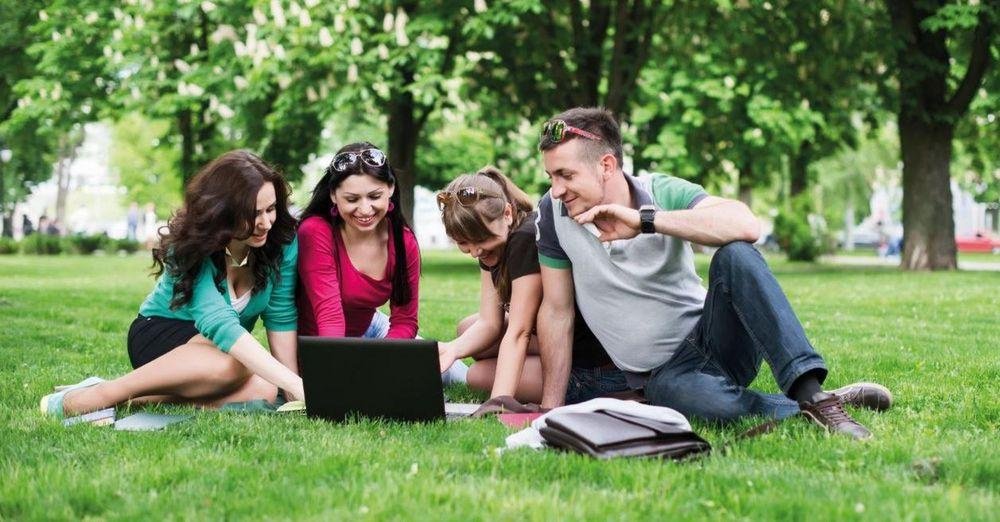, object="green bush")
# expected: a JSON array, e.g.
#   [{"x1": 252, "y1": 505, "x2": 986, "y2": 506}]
[
  {"x1": 773, "y1": 196, "x2": 829, "y2": 262},
  {"x1": 112, "y1": 237, "x2": 141, "y2": 254},
  {"x1": 64, "y1": 233, "x2": 111, "y2": 255},
  {"x1": 20, "y1": 234, "x2": 63, "y2": 255},
  {"x1": 0, "y1": 237, "x2": 18, "y2": 254}
]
